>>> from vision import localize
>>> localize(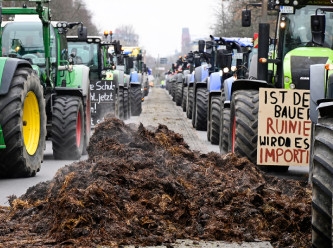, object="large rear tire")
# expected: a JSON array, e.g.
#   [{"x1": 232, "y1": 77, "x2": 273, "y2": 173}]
[
  {"x1": 311, "y1": 117, "x2": 333, "y2": 247},
  {"x1": 193, "y1": 87, "x2": 208, "y2": 131},
  {"x1": 52, "y1": 96, "x2": 84, "y2": 160},
  {"x1": 182, "y1": 86, "x2": 187, "y2": 112},
  {"x1": 117, "y1": 87, "x2": 124, "y2": 119},
  {"x1": 130, "y1": 85, "x2": 142, "y2": 116},
  {"x1": 210, "y1": 95, "x2": 221, "y2": 145},
  {"x1": 220, "y1": 107, "x2": 230, "y2": 154},
  {"x1": 228, "y1": 89, "x2": 258, "y2": 163},
  {"x1": 0, "y1": 68, "x2": 46, "y2": 178},
  {"x1": 82, "y1": 91, "x2": 91, "y2": 156},
  {"x1": 123, "y1": 88, "x2": 130, "y2": 120},
  {"x1": 187, "y1": 86, "x2": 194, "y2": 119},
  {"x1": 175, "y1": 83, "x2": 182, "y2": 106}
]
